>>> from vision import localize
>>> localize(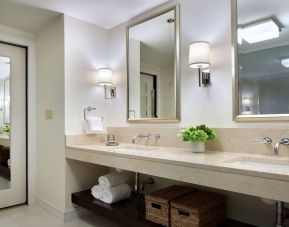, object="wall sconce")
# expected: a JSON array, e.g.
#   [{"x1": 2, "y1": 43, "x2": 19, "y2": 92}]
[
  {"x1": 189, "y1": 41, "x2": 211, "y2": 87},
  {"x1": 97, "y1": 68, "x2": 116, "y2": 99},
  {"x1": 242, "y1": 98, "x2": 252, "y2": 113}
]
